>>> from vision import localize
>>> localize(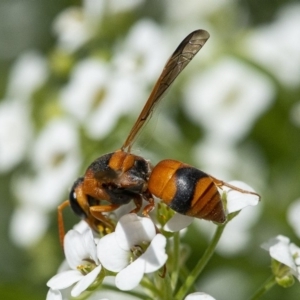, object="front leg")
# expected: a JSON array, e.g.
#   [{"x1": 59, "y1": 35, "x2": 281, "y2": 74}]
[
  {"x1": 89, "y1": 205, "x2": 120, "y2": 232},
  {"x1": 142, "y1": 190, "x2": 155, "y2": 217},
  {"x1": 130, "y1": 194, "x2": 143, "y2": 214}
]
